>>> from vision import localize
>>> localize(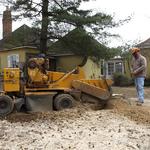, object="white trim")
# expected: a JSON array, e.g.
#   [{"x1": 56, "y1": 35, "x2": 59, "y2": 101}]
[
  {"x1": 104, "y1": 59, "x2": 124, "y2": 78},
  {"x1": 7, "y1": 54, "x2": 19, "y2": 67}
]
